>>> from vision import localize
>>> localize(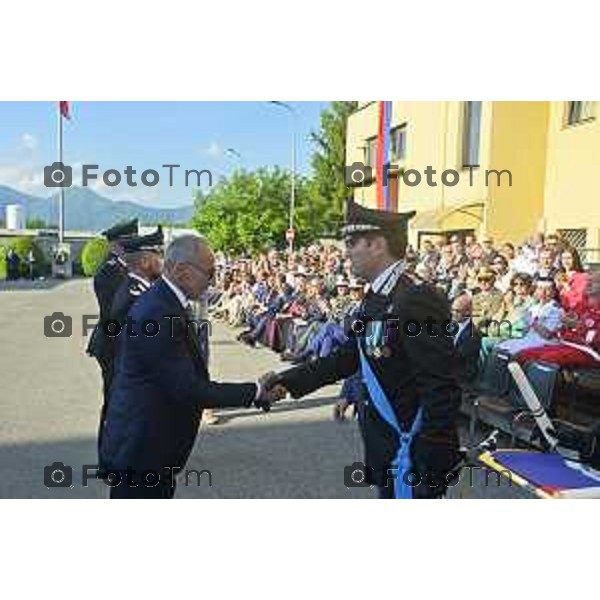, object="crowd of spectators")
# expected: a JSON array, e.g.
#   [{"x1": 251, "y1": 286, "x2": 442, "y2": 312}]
[{"x1": 206, "y1": 231, "x2": 600, "y2": 408}]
